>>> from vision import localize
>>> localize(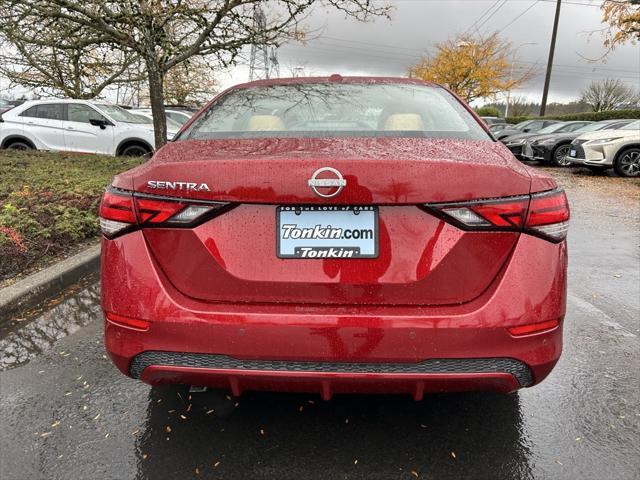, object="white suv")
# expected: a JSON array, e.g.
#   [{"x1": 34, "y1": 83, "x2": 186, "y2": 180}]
[
  {"x1": 0, "y1": 99, "x2": 179, "y2": 156},
  {"x1": 567, "y1": 120, "x2": 640, "y2": 177}
]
